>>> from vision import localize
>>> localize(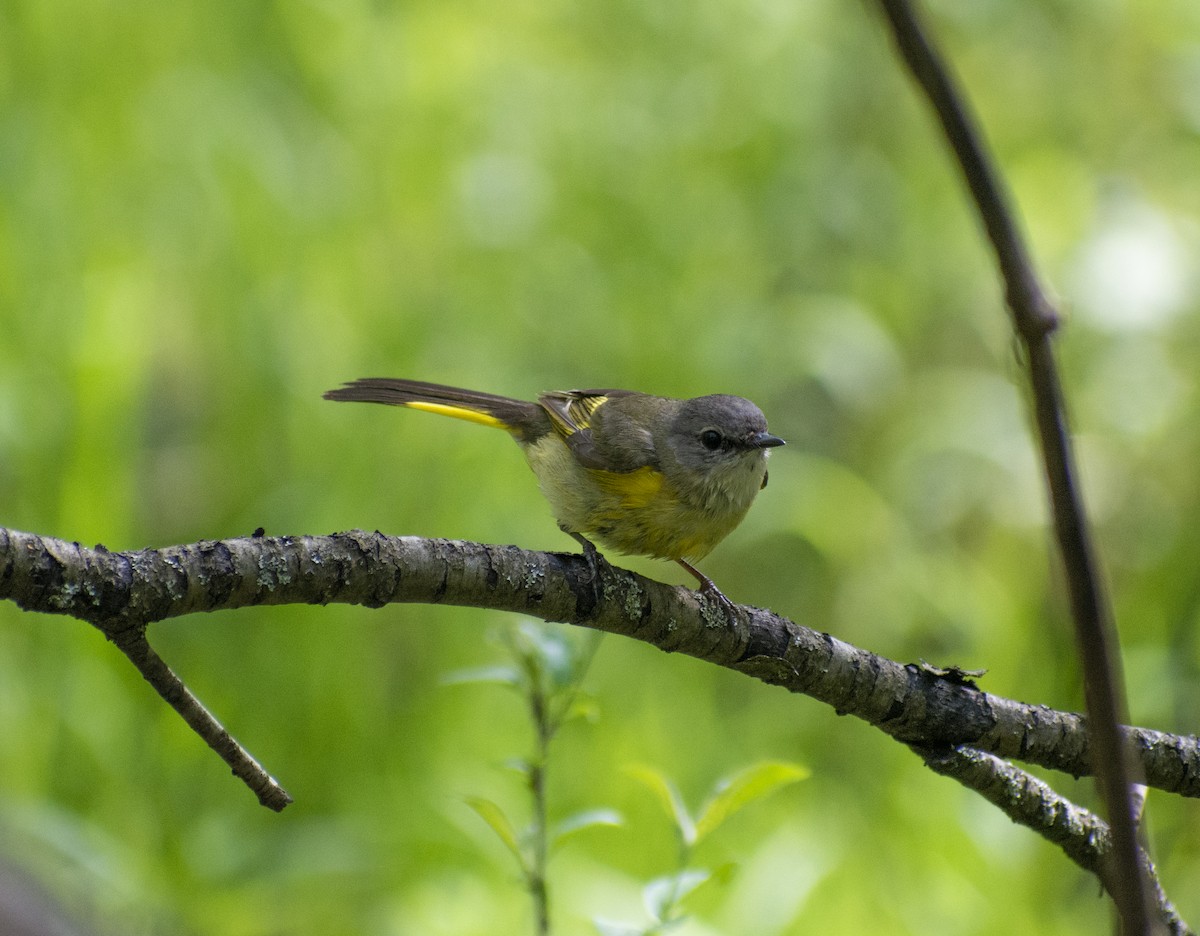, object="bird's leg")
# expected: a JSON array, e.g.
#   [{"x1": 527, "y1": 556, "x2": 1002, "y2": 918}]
[
  {"x1": 676, "y1": 559, "x2": 740, "y2": 625},
  {"x1": 561, "y1": 526, "x2": 610, "y2": 585}
]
